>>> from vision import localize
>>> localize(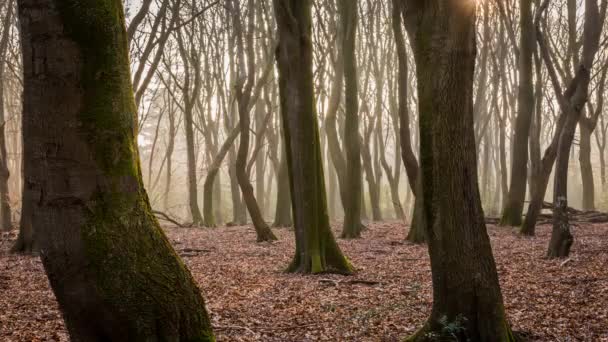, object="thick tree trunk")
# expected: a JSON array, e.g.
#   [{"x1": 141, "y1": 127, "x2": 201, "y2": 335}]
[
  {"x1": 500, "y1": 0, "x2": 535, "y2": 227},
  {"x1": 339, "y1": 0, "x2": 363, "y2": 239},
  {"x1": 404, "y1": 1, "x2": 514, "y2": 340},
  {"x1": 17, "y1": 1, "x2": 214, "y2": 340},
  {"x1": 274, "y1": 0, "x2": 352, "y2": 274}
]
